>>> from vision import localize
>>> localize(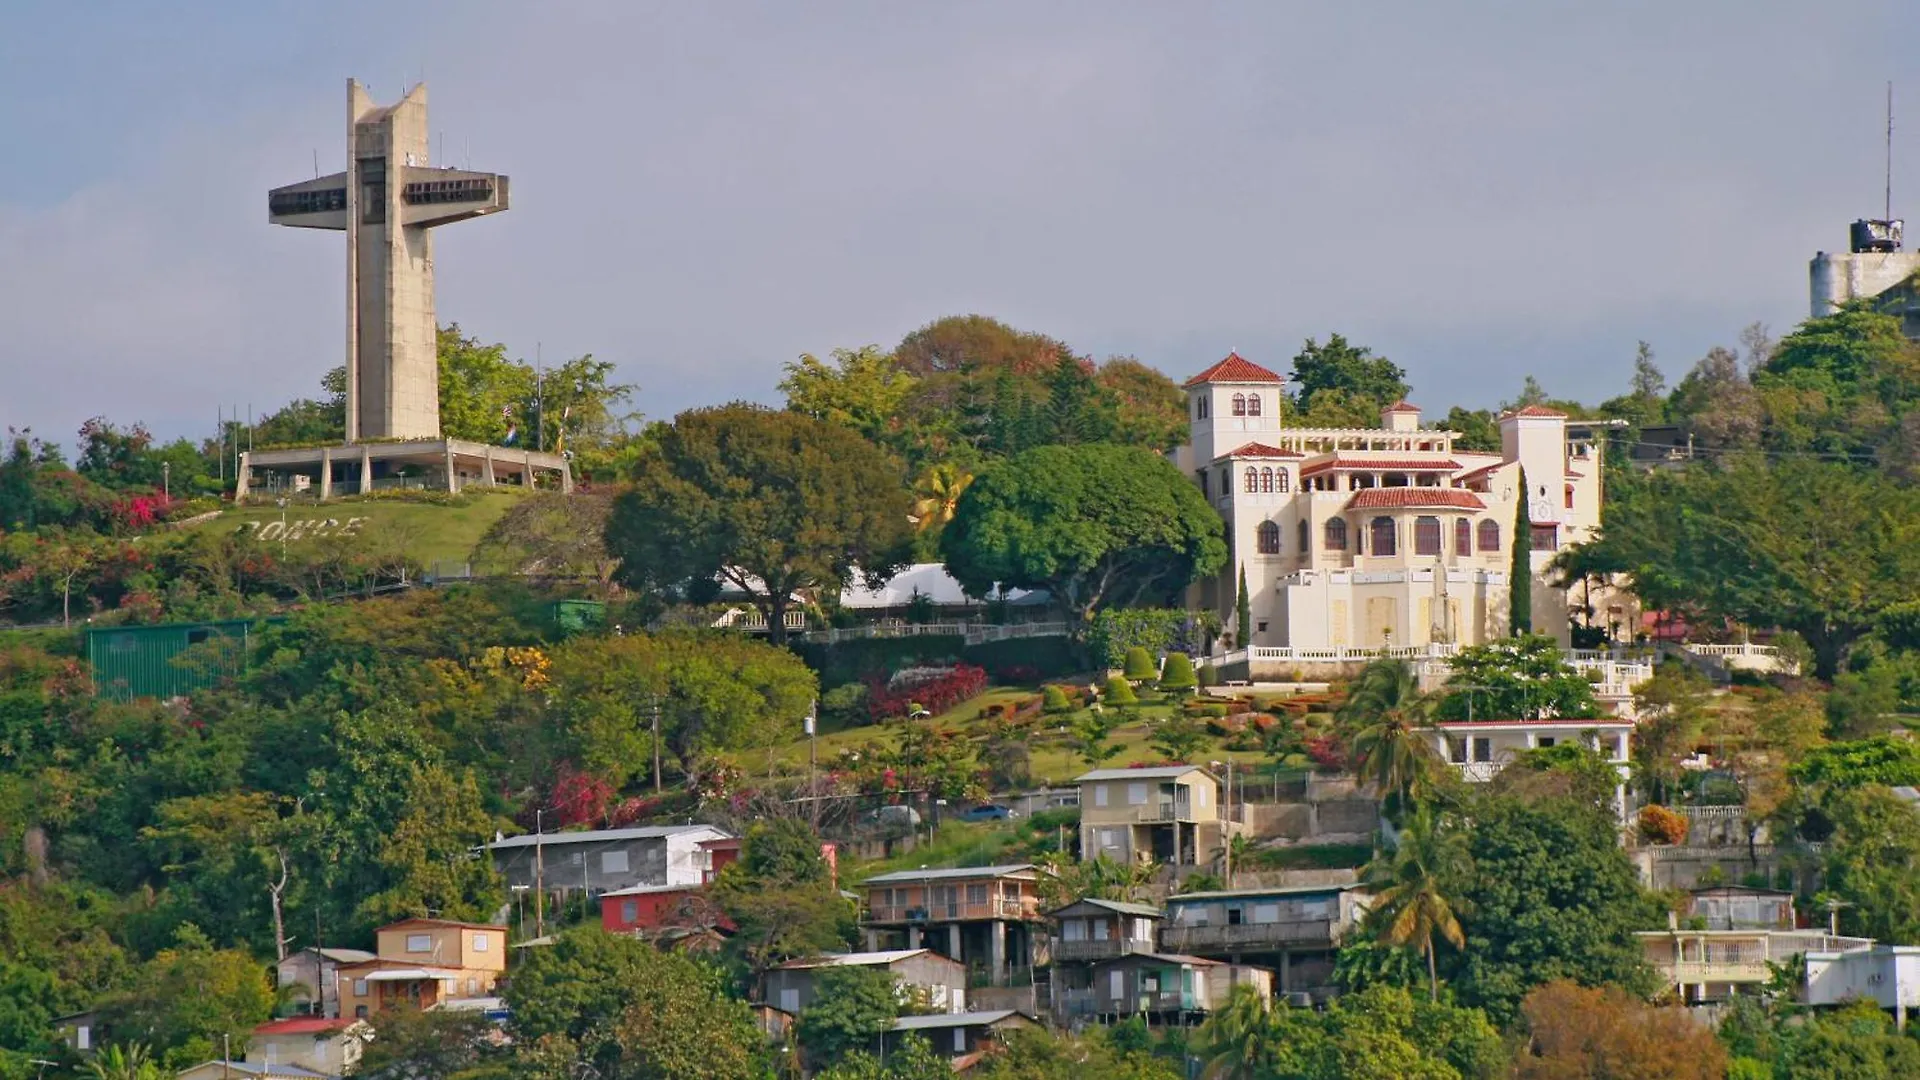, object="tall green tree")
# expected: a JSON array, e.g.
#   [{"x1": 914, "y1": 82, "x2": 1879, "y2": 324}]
[
  {"x1": 1235, "y1": 564, "x2": 1251, "y2": 646},
  {"x1": 942, "y1": 443, "x2": 1227, "y2": 630},
  {"x1": 1440, "y1": 795, "x2": 1659, "y2": 1025},
  {"x1": 1431, "y1": 635, "x2": 1600, "y2": 722},
  {"x1": 1509, "y1": 467, "x2": 1531, "y2": 634},
  {"x1": 1288, "y1": 335, "x2": 1409, "y2": 416},
  {"x1": 1567, "y1": 457, "x2": 1920, "y2": 677},
  {"x1": 709, "y1": 820, "x2": 854, "y2": 977},
  {"x1": 781, "y1": 345, "x2": 921, "y2": 459},
  {"x1": 1361, "y1": 808, "x2": 1470, "y2": 1001},
  {"x1": 1340, "y1": 660, "x2": 1442, "y2": 811},
  {"x1": 506, "y1": 928, "x2": 764, "y2": 1079},
  {"x1": 796, "y1": 966, "x2": 900, "y2": 1071},
  {"x1": 606, "y1": 405, "x2": 913, "y2": 646}
]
